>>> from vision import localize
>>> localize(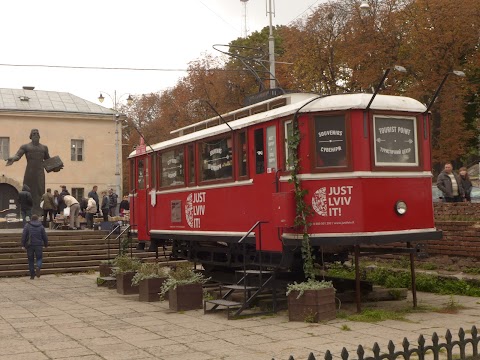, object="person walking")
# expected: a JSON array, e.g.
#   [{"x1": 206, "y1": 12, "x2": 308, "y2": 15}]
[
  {"x1": 62, "y1": 194, "x2": 80, "y2": 230},
  {"x1": 437, "y1": 162, "x2": 465, "y2": 202},
  {"x1": 85, "y1": 197, "x2": 97, "y2": 229},
  {"x1": 40, "y1": 188, "x2": 56, "y2": 228},
  {"x1": 21, "y1": 214, "x2": 48, "y2": 279},
  {"x1": 101, "y1": 190, "x2": 110, "y2": 222},
  {"x1": 18, "y1": 184, "x2": 33, "y2": 227}
]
